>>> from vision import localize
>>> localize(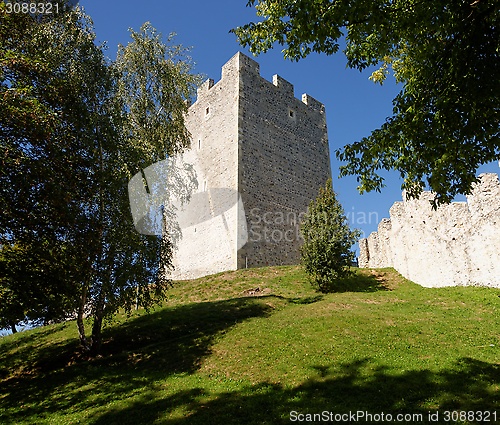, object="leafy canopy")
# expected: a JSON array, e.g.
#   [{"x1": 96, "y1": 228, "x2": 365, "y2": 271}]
[
  {"x1": 1, "y1": 1, "x2": 112, "y2": 331},
  {"x1": 234, "y1": 0, "x2": 500, "y2": 205},
  {"x1": 300, "y1": 179, "x2": 360, "y2": 293},
  {"x1": 0, "y1": 3, "x2": 201, "y2": 353},
  {"x1": 0, "y1": 242, "x2": 79, "y2": 332}
]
